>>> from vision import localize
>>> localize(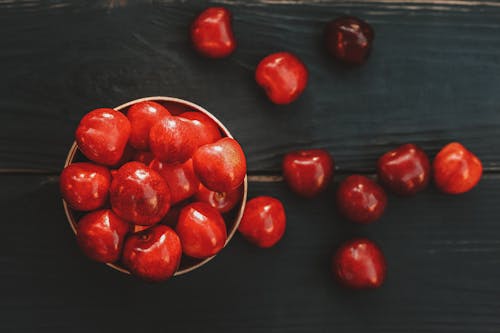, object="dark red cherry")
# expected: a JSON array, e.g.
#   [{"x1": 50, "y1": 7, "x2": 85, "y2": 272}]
[
  {"x1": 149, "y1": 159, "x2": 200, "y2": 204},
  {"x1": 127, "y1": 101, "x2": 170, "y2": 150},
  {"x1": 195, "y1": 183, "x2": 243, "y2": 213},
  {"x1": 191, "y1": 7, "x2": 236, "y2": 58},
  {"x1": 180, "y1": 111, "x2": 222, "y2": 147}
]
